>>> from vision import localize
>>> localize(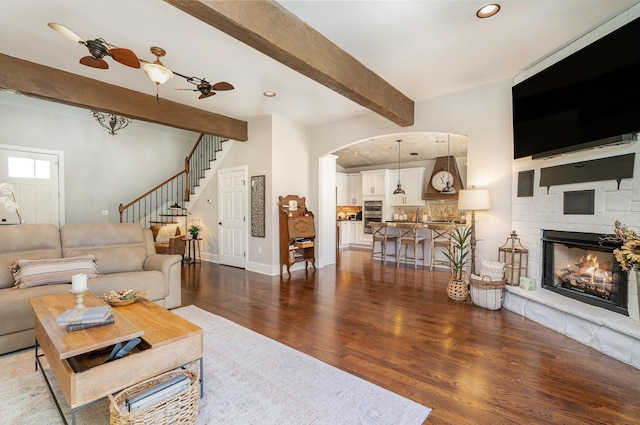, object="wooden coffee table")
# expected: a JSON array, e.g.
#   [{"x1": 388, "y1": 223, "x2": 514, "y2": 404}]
[{"x1": 30, "y1": 291, "x2": 203, "y2": 425}]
